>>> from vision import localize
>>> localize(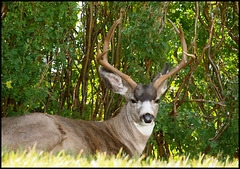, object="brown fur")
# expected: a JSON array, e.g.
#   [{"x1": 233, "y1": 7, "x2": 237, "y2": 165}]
[{"x1": 1, "y1": 112, "x2": 133, "y2": 156}]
